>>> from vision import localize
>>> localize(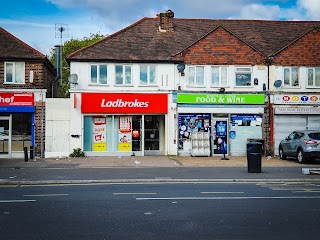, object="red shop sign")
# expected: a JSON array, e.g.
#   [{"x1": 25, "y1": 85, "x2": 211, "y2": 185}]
[
  {"x1": 0, "y1": 92, "x2": 34, "y2": 106},
  {"x1": 81, "y1": 93, "x2": 168, "y2": 114}
]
